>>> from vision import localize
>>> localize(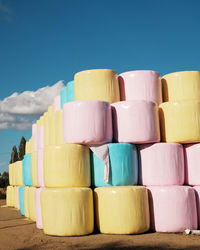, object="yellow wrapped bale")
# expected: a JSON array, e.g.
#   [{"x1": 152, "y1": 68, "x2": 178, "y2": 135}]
[
  {"x1": 162, "y1": 71, "x2": 200, "y2": 102},
  {"x1": 9, "y1": 164, "x2": 13, "y2": 186},
  {"x1": 41, "y1": 188, "x2": 94, "y2": 236},
  {"x1": 44, "y1": 112, "x2": 49, "y2": 147},
  {"x1": 75, "y1": 69, "x2": 120, "y2": 104},
  {"x1": 94, "y1": 186, "x2": 150, "y2": 234},
  {"x1": 13, "y1": 186, "x2": 17, "y2": 208},
  {"x1": 6, "y1": 186, "x2": 13, "y2": 207},
  {"x1": 28, "y1": 187, "x2": 36, "y2": 221},
  {"x1": 31, "y1": 151, "x2": 38, "y2": 187},
  {"x1": 13, "y1": 162, "x2": 17, "y2": 186},
  {"x1": 17, "y1": 161, "x2": 24, "y2": 186},
  {"x1": 55, "y1": 110, "x2": 64, "y2": 145},
  {"x1": 44, "y1": 144, "x2": 90, "y2": 188},
  {"x1": 24, "y1": 186, "x2": 30, "y2": 218},
  {"x1": 48, "y1": 105, "x2": 54, "y2": 115},
  {"x1": 159, "y1": 101, "x2": 200, "y2": 143},
  {"x1": 48, "y1": 113, "x2": 56, "y2": 146}
]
